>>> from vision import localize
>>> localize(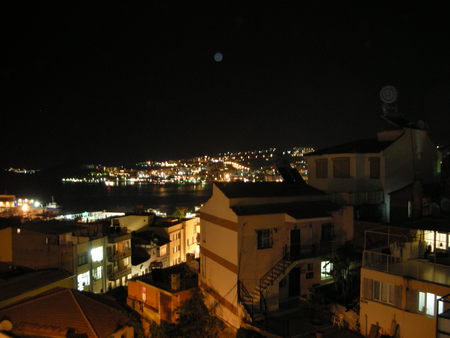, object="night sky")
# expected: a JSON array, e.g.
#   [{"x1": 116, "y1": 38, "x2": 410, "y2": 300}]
[{"x1": 2, "y1": 3, "x2": 450, "y2": 168}]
